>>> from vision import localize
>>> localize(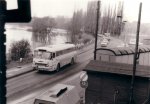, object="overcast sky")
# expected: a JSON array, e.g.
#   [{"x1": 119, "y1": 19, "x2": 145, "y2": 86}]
[{"x1": 6, "y1": 0, "x2": 150, "y2": 23}]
